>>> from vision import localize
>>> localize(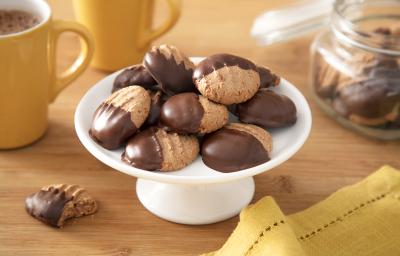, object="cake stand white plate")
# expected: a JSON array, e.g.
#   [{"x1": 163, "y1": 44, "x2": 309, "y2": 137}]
[{"x1": 75, "y1": 58, "x2": 312, "y2": 225}]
